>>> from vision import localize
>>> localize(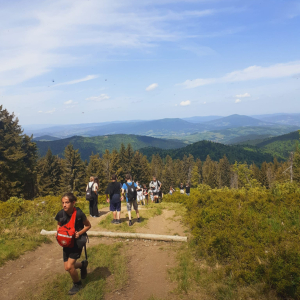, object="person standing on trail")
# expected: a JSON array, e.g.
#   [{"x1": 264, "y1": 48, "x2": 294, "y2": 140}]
[
  {"x1": 86, "y1": 177, "x2": 99, "y2": 217},
  {"x1": 179, "y1": 183, "x2": 185, "y2": 194},
  {"x1": 185, "y1": 183, "x2": 191, "y2": 196},
  {"x1": 149, "y1": 176, "x2": 162, "y2": 203},
  {"x1": 55, "y1": 193, "x2": 91, "y2": 295},
  {"x1": 136, "y1": 181, "x2": 144, "y2": 205},
  {"x1": 143, "y1": 184, "x2": 148, "y2": 205},
  {"x1": 105, "y1": 174, "x2": 123, "y2": 224},
  {"x1": 121, "y1": 174, "x2": 141, "y2": 226}
]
